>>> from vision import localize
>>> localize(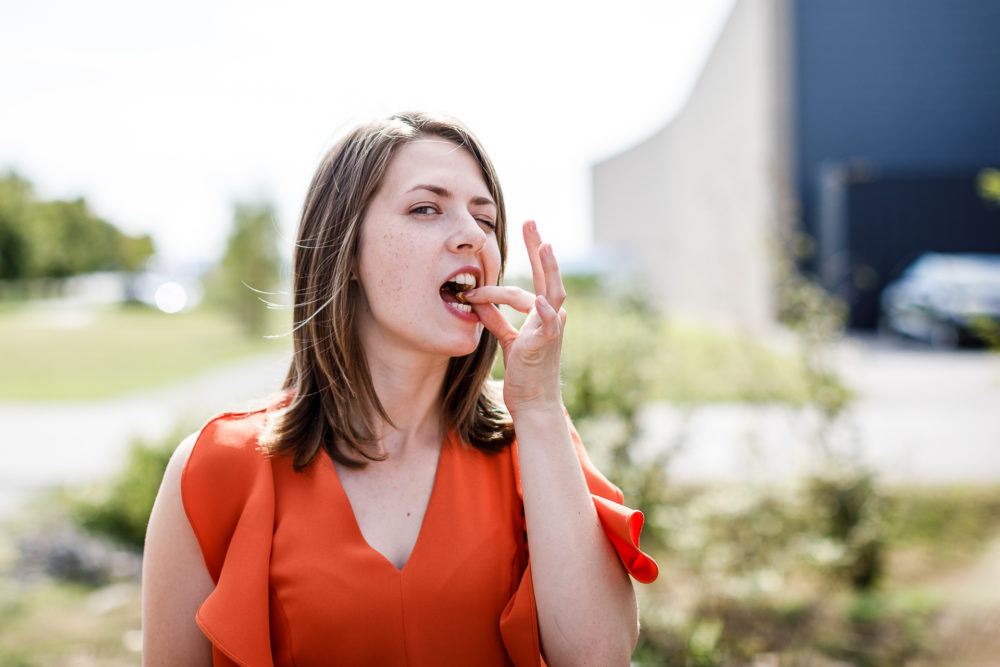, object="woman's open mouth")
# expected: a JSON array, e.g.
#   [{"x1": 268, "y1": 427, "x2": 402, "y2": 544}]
[{"x1": 440, "y1": 272, "x2": 477, "y2": 314}]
